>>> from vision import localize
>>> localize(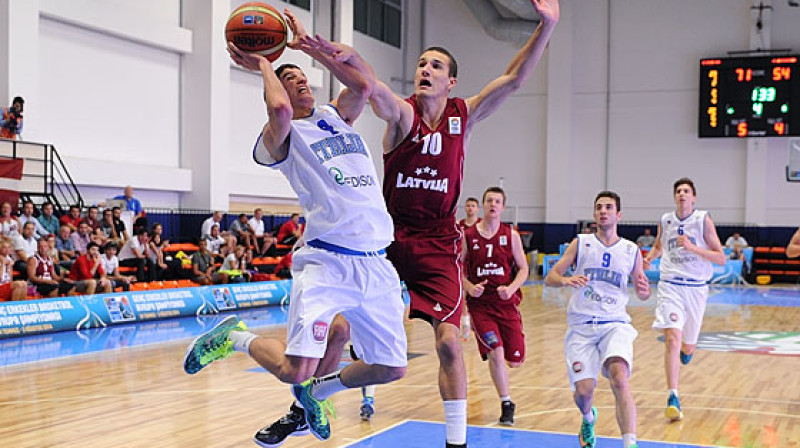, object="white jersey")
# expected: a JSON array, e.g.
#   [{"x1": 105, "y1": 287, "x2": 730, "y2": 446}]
[
  {"x1": 658, "y1": 210, "x2": 712, "y2": 284},
  {"x1": 567, "y1": 234, "x2": 639, "y2": 326},
  {"x1": 254, "y1": 105, "x2": 393, "y2": 252}
]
